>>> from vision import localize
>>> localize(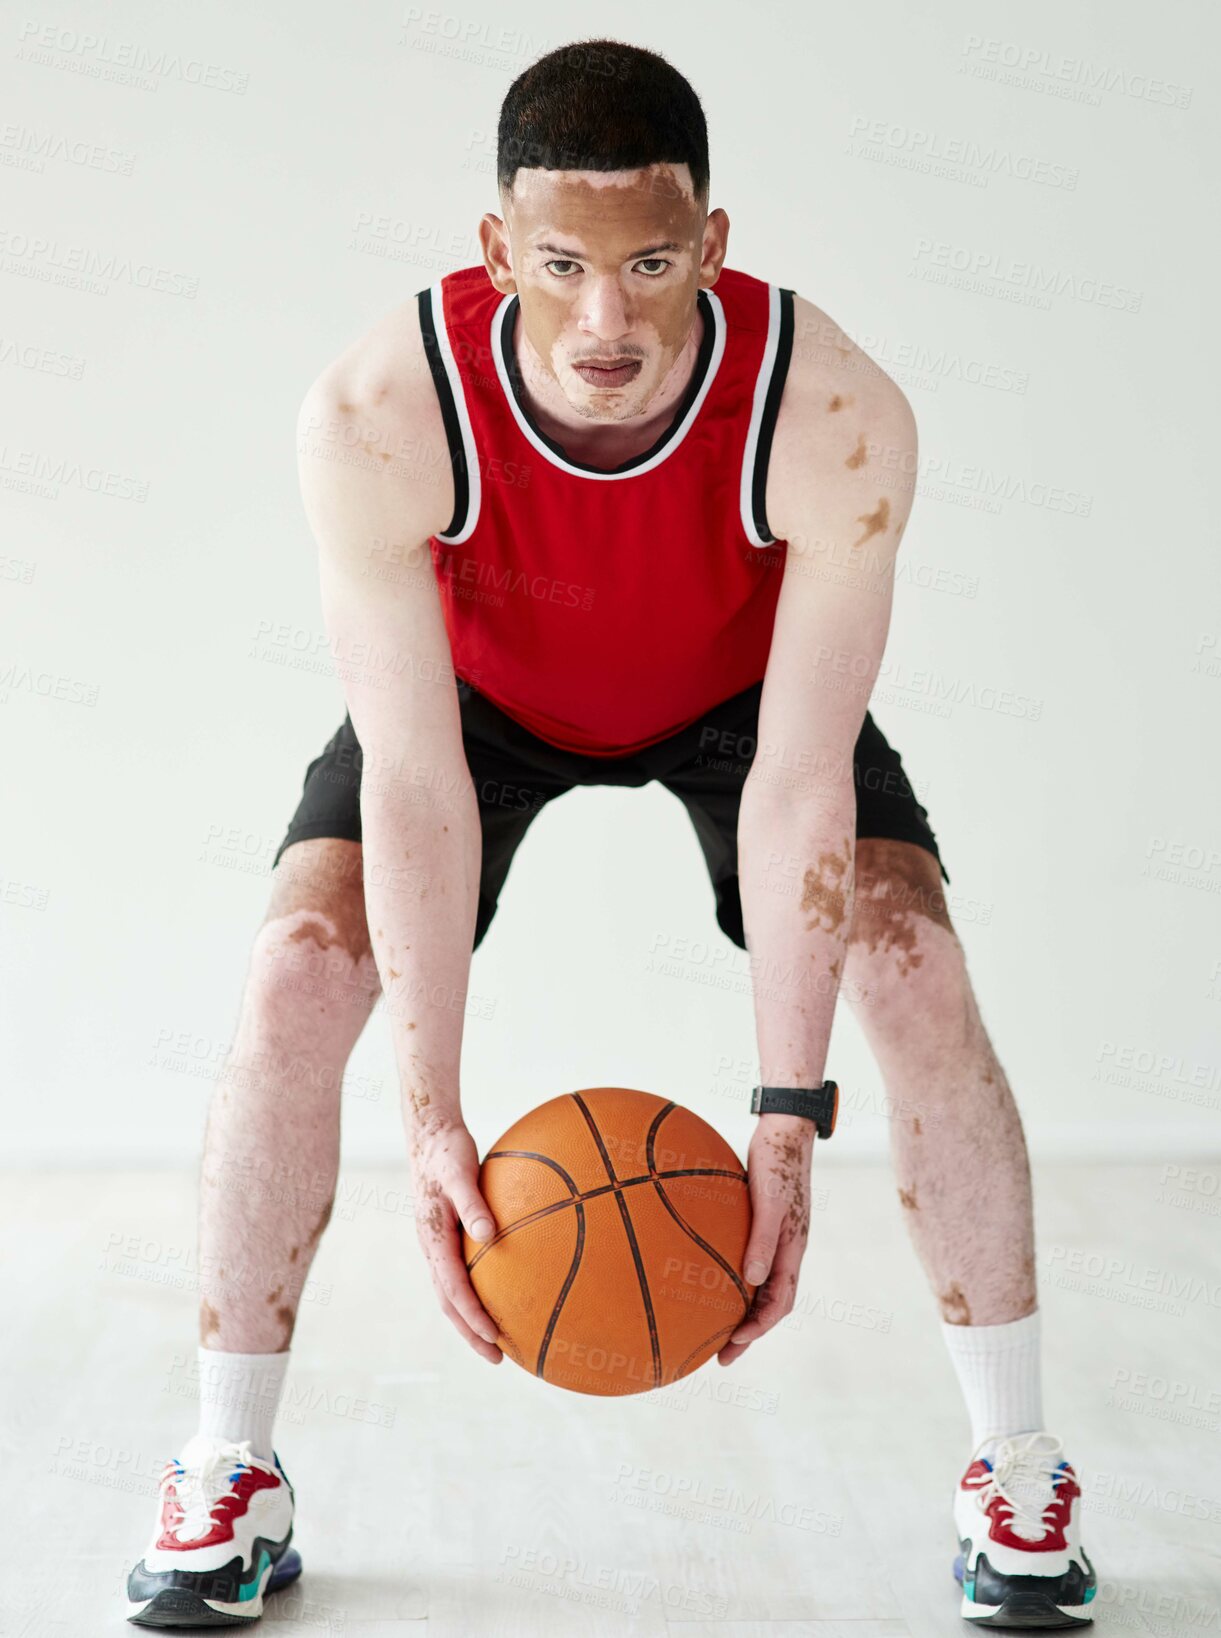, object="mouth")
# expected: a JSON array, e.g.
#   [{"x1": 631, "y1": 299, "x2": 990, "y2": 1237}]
[{"x1": 572, "y1": 359, "x2": 642, "y2": 388}]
